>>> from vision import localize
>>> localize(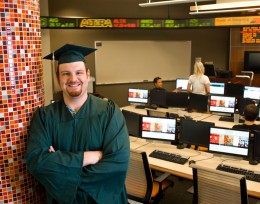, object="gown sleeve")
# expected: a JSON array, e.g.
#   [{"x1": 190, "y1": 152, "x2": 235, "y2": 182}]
[
  {"x1": 80, "y1": 101, "x2": 130, "y2": 204},
  {"x1": 26, "y1": 100, "x2": 130, "y2": 204},
  {"x1": 26, "y1": 107, "x2": 84, "y2": 204}
]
